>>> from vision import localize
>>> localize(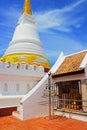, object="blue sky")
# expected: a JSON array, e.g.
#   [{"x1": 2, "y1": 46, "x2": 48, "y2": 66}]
[{"x1": 0, "y1": 0, "x2": 87, "y2": 66}]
